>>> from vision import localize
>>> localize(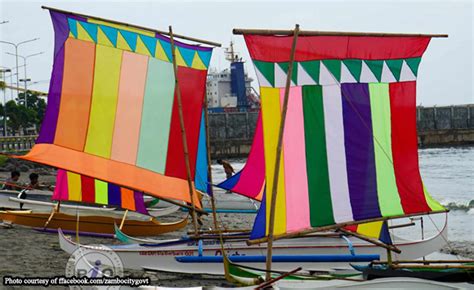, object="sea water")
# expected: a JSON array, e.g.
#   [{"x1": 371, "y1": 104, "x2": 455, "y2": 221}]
[
  {"x1": 419, "y1": 146, "x2": 473, "y2": 242},
  {"x1": 212, "y1": 146, "x2": 473, "y2": 244}
]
